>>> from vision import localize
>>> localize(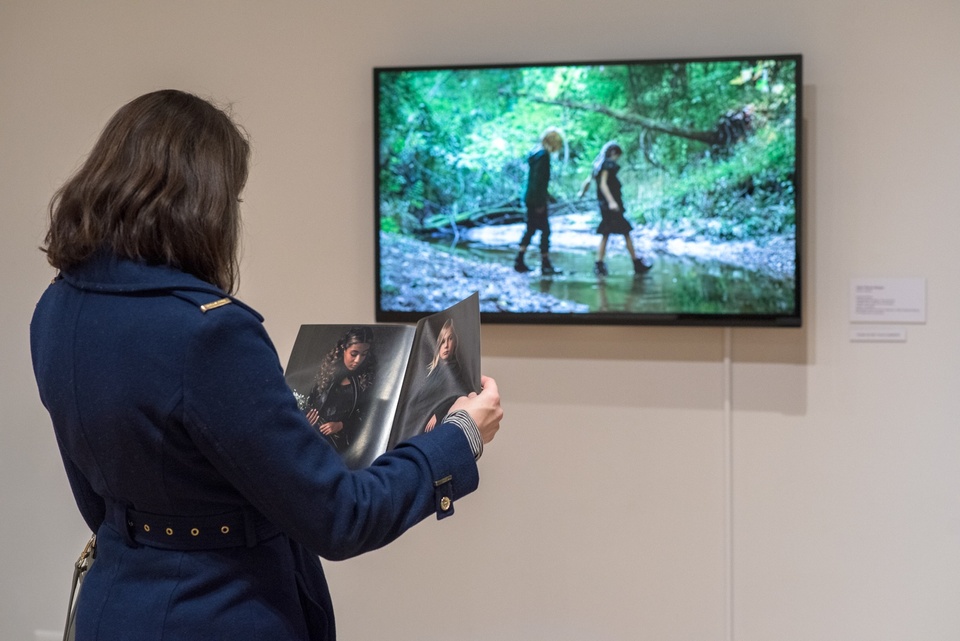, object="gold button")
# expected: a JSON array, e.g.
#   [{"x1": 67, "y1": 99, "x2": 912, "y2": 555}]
[
  {"x1": 191, "y1": 528, "x2": 200, "y2": 536},
  {"x1": 439, "y1": 496, "x2": 451, "y2": 511},
  {"x1": 143, "y1": 524, "x2": 151, "y2": 532},
  {"x1": 165, "y1": 528, "x2": 174, "y2": 536},
  {"x1": 221, "y1": 526, "x2": 230, "y2": 534}
]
